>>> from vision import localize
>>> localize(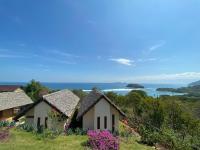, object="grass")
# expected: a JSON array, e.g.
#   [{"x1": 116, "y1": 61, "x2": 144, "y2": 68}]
[{"x1": 0, "y1": 129, "x2": 154, "y2": 150}]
